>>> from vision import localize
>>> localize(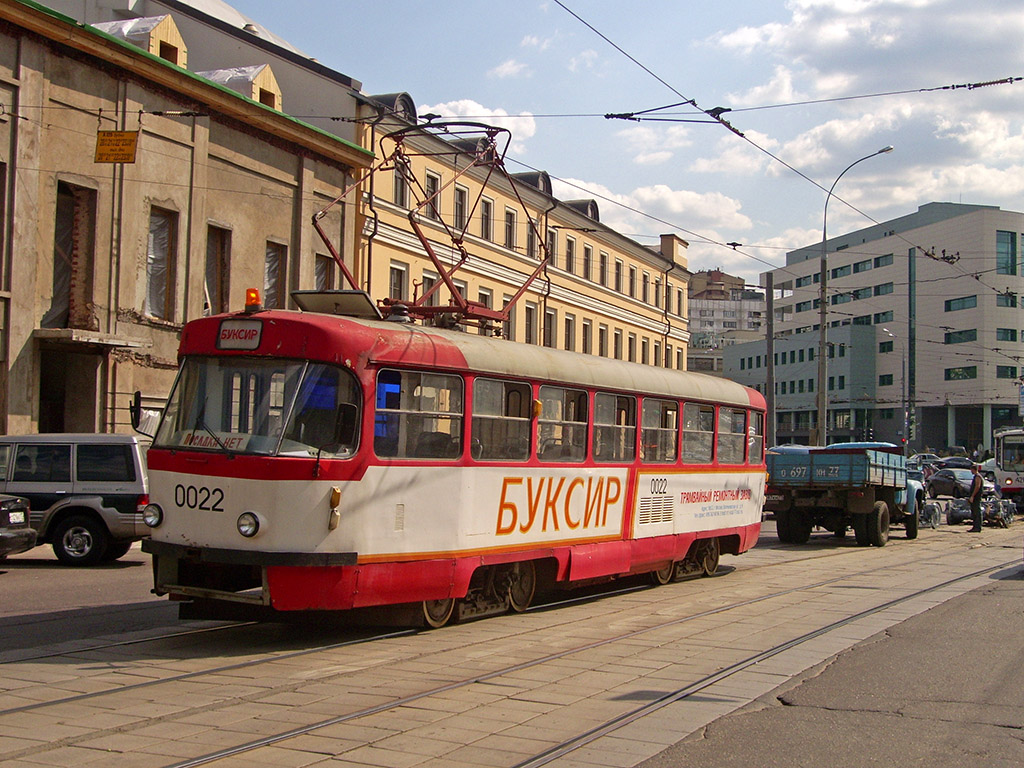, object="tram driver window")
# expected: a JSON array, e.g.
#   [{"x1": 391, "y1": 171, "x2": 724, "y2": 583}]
[
  {"x1": 593, "y1": 393, "x2": 636, "y2": 462},
  {"x1": 374, "y1": 369, "x2": 464, "y2": 459},
  {"x1": 537, "y1": 385, "x2": 587, "y2": 462},
  {"x1": 280, "y1": 364, "x2": 361, "y2": 457},
  {"x1": 682, "y1": 403, "x2": 714, "y2": 464},
  {"x1": 471, "y1": 378, "x2": 531, "y2": 460},
  {"x1": 718, "y1": 408, "x2": 747, "y2": 464}
]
